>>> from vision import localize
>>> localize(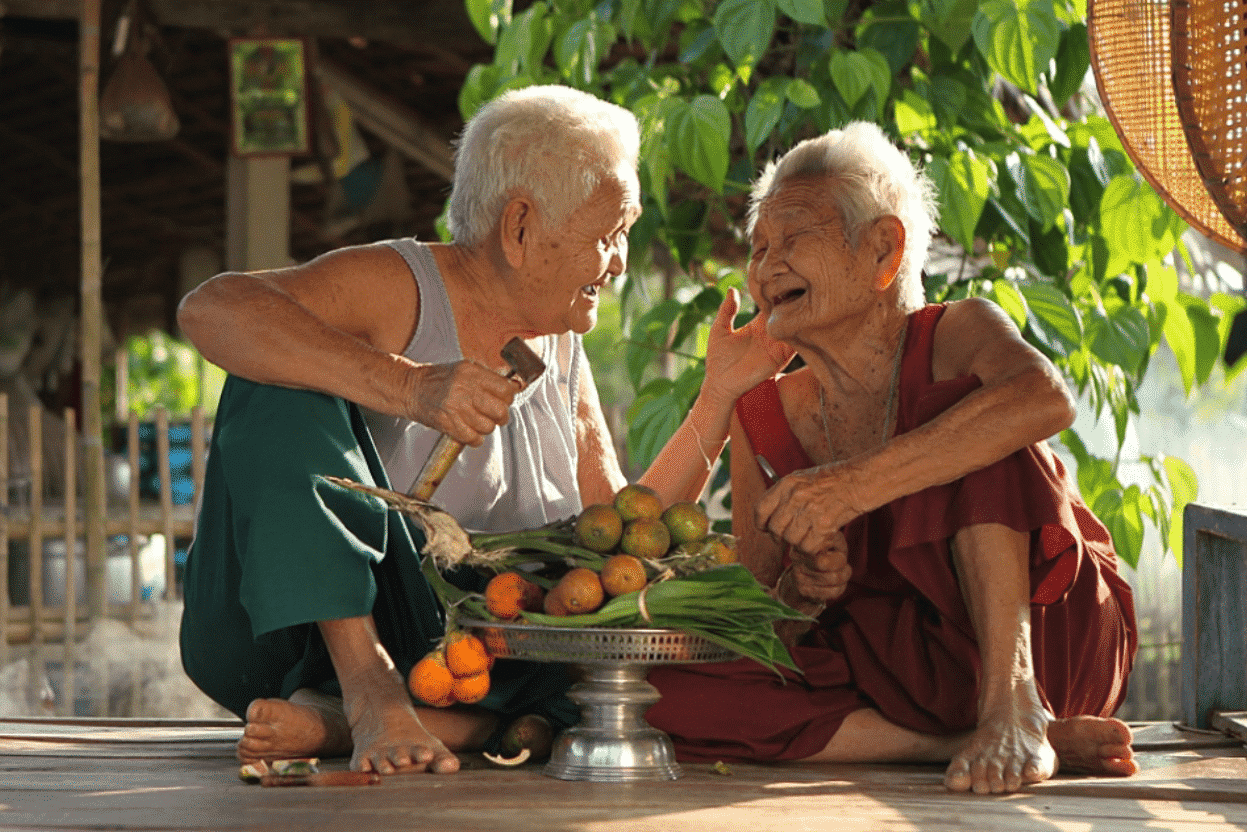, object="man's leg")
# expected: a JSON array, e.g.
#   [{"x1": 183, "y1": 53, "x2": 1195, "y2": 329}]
[{"x1": 237, "y1": 614, "x2": 496, "y2": 773}]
